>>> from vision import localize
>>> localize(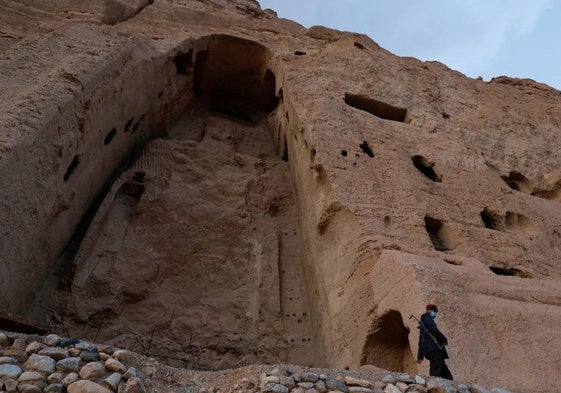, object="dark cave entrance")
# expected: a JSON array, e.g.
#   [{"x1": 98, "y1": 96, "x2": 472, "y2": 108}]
[
  {"x1": 360, "y1": 310, "x2": 416, "y2": 373},
  {"x1": 193, "y1": 35, "x2": 279, "y2": 122}
]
